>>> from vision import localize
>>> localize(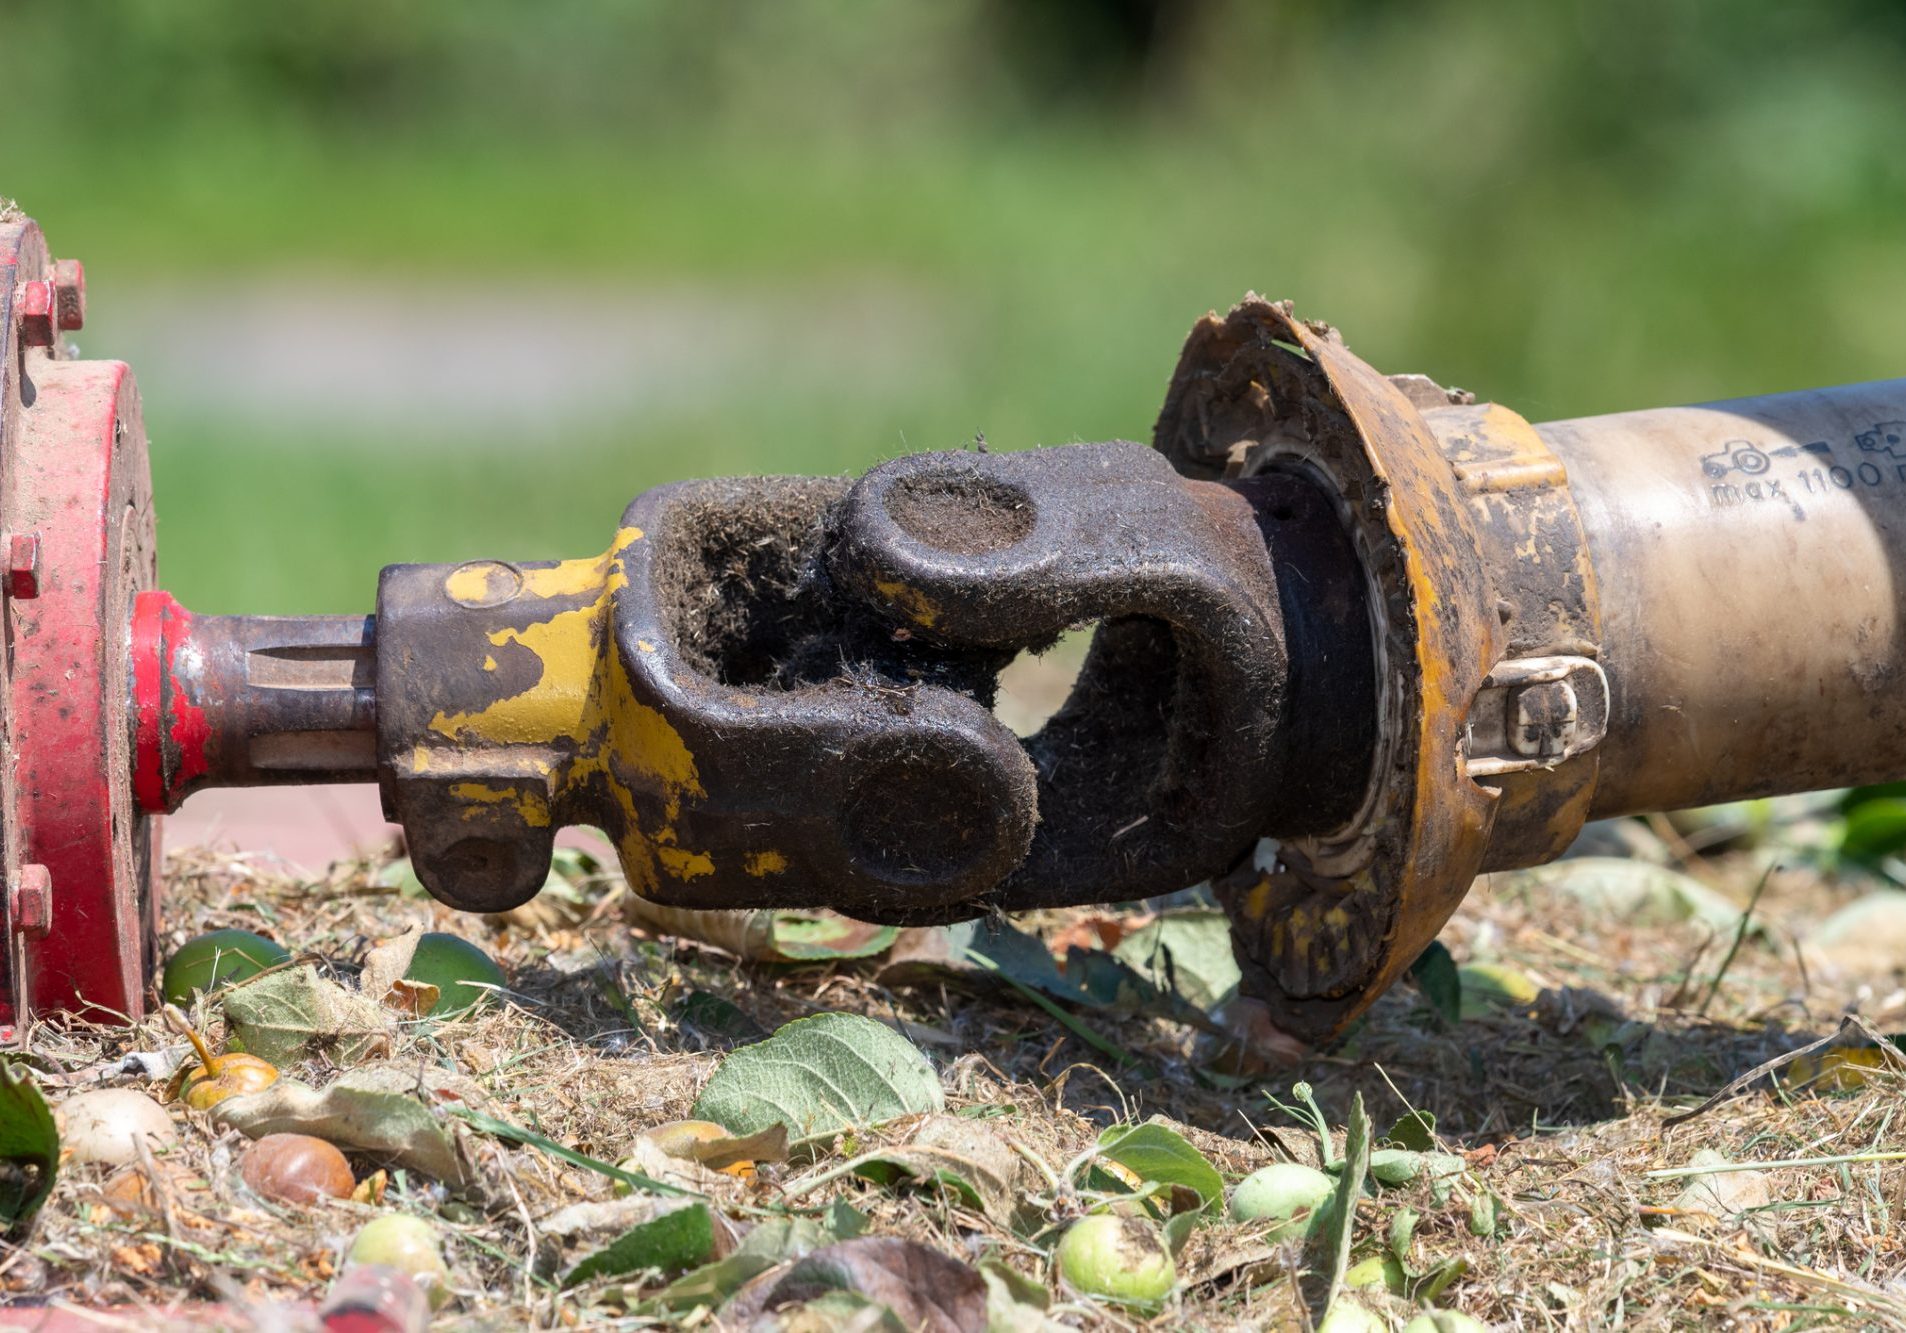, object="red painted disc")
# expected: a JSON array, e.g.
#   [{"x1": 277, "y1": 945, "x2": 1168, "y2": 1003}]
[{"x1": 0, "y1": 219, "x2": 159, "y2": 1023}]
